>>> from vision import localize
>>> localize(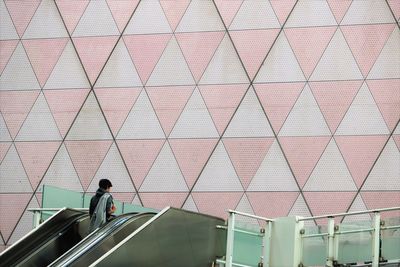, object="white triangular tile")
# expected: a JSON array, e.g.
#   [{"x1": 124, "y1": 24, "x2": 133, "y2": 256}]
[
  {"x1": 193, "y1": 141, "x2": 244, "y2": 192},
  {"x1": 342, "y1": 194, "x2": 371, "y2": 223},
  {"x1": 0, "y1": 43, "x2": 41, "y2": 91},
  {"x1": 38, "y1": 144, "x2": 84, "y2": 193},
  {"x1": 16, "y1": 93, "x2": 62, "y2": 141},
  {"x1": 139, "y1": 143, "x2": 188, "y2": 192},
  {"x1": 66, "y1": 92, "x2": 113, "y2": 140},
  {"x1": 72, "y1": 0, "x2": 119, "y2": 37},
  {"x1": 9, "y1": 196, "x2": 39, "y2": 244},
  {"x1": 22, "y1": 0, "x2": 68, "y2": 39},
  {"x1": 0, "y1": 113, "x2": 12, "y2": 141},
  {"x1": 362, "y1": 138, "x2": 400, "y2": 190},
  {"x1": 146, "y1": 37, "x2": 195, "y2": 86},
  {"x1": 247, "y1": 140, "x2": 298, "y2": 191},
  {"x1": 125, "y1": 0, "x2": 172, "y2": 34},
  {"x1": 44, "y1": 41, "x2": 90, "y2": 89},
  {"x1": 182, "y1": 195, "x2": 198, "y2": 212},
  {"x1": 0, "y1": 0, "x2": 19, "y2": 40},
  {"x1": 310, "y1": 29, "x2": 363, "y2": 81},
  {"x1": 368, "y1": 28, "x2": 400, "y2": 79},
  {"x1": 304, "y1": 139, "x2": 357, "y2": 191},
  {"x1": 224, "y1": 87, "x2": 274, "y2": 137},
  {"x1": 200, "y1": 34, "x2": 249, "y2": 85},
  {"x1": 255, "y1": 32, "x2": 305, "y2": 83},
  {"x1": 176, "y1": 0, "x2": 224, "y2": 32},
  {"x1": 336, "y1": 83, "x2": 389, "y2": 135},
  {"x1": 341, "y1": 0, "x2": 395, "y2": 25},
  {"x1": 170, "y1": 88, "x2": 219, "y2": 138},
  {"x1": 288, "y1": 195, "x2": 315, "y2": 226},
  {"x1": 279, "y1": 85, "x2": 331, "y2": 136},
  {"x1": 95, "y1": 39, "x2": 142, "y2": 88},
  {"x1": 229, "y1": 0, "x2": 280, "y2": 30},
  {"x1": 286, "y1": 0, "x2": 337, "y2": 27},
  {"x1": 235, "y1": 194, "x2": 259, "y2": 227},
  {"x1": 117, "y1": 90, "x2": 165, "y2": 139},
  {"x1": 0, "y1": 145, "x2": 32, "y2": 193}
]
